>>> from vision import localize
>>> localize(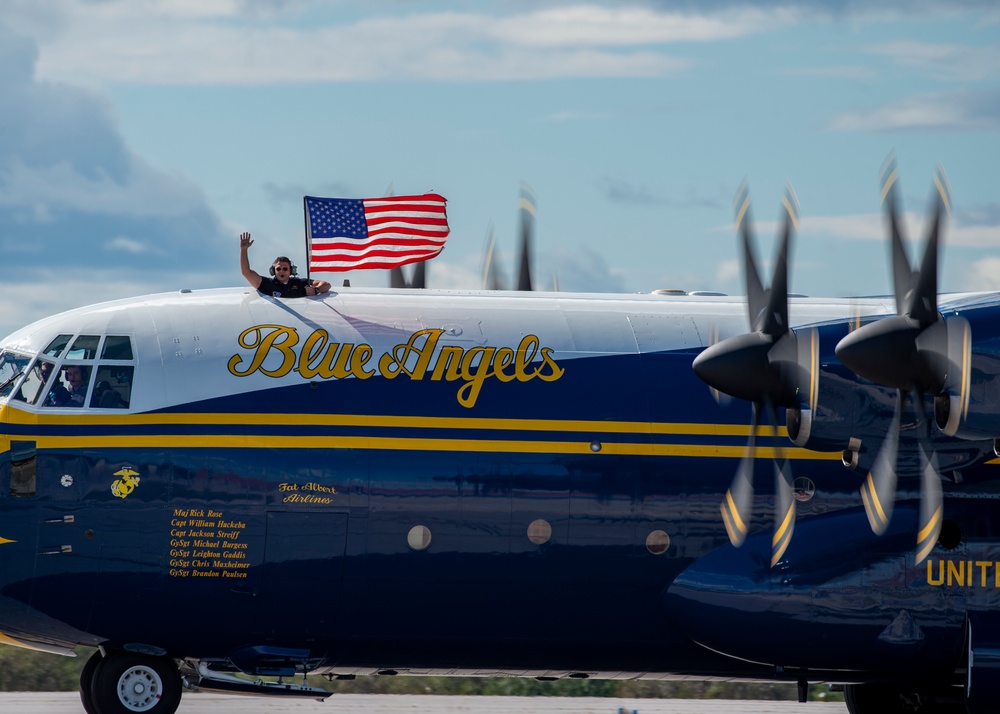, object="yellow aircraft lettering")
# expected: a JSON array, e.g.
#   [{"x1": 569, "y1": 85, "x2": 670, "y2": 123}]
[
  {"x1": 230, "y1": 325, "x2": 565, "y2": 408},
  {"x1": 492, "y1": 347, "x2": 517, "y2": 383},
  {"x1": 228, "y1": 325, "x2": 300, "y2": 377},
  {"x1": 430, "y1": 345, "x2": 465, "y2": 382},
  {"x1": 926, "y1": 558, "x2": 1000, "y2": 588},
  {"x1": 296, "y1": 329, "x2": 373, "y2": 380},
  {"x1": 379, "y1": 329, "x2": 443, "y2": 379}
]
